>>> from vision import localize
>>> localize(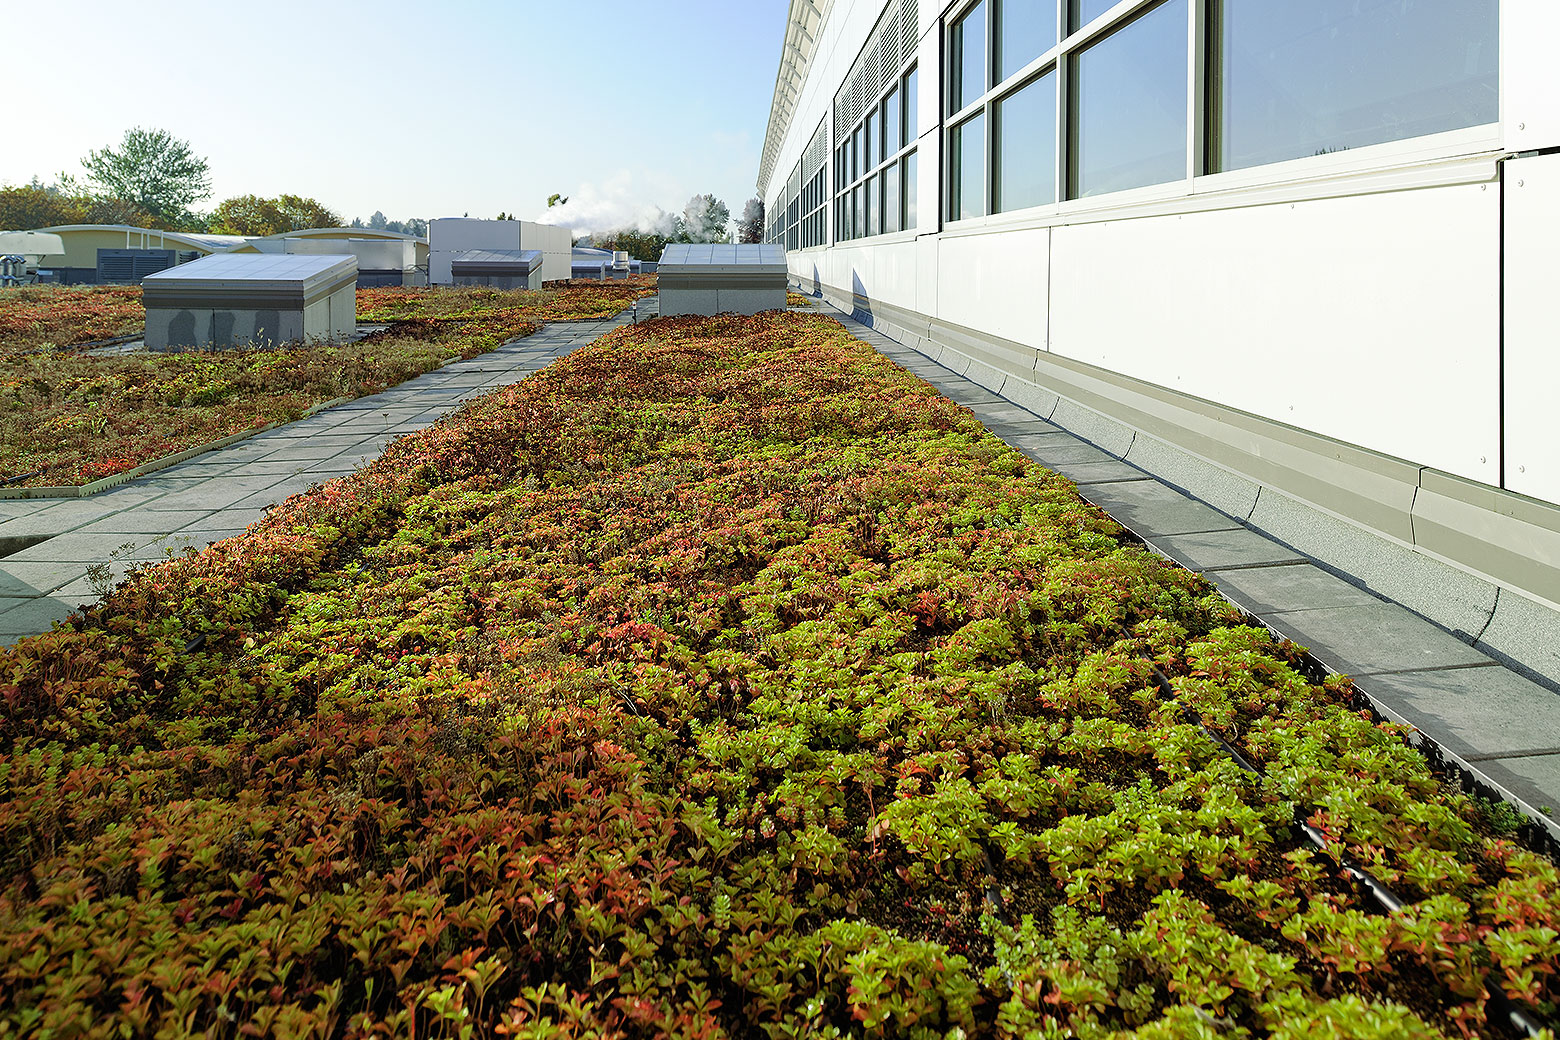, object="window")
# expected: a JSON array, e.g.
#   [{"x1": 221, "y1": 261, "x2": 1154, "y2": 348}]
[
  {"x1": 904, "y1": 68, "x2": 919, "y2": 147},
  {"x1": 1211, "y1": 0, "x2": 1499, "y2": 172},
  {"x1": 885, "y1": 160, "x2": 902, "y2": 234},
  {"x1": 950, "y1": 2, "x2": 987, "y2": 113},
  {"x1": 999, "y1": 0, "x2": 1057, "y2": 81},
  {"x1": 885, "y1": 87, "x2": 901, "y2": 157},
  {"x1": 1071, "y1": 0, "x2": 1115, "y2": 33},
  {"x1": 950, "y1": 113, "x2": 987, "y2": 221},
  {"x1": 837, "y1": 67, "x2": 919, "y2": 240},
  {"x1": 1070, "y1": 0, "x2": 1187, "y2": 198},
  {"x1": 996, "y1": 71, "x2": 1057, "y2": 212}
]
